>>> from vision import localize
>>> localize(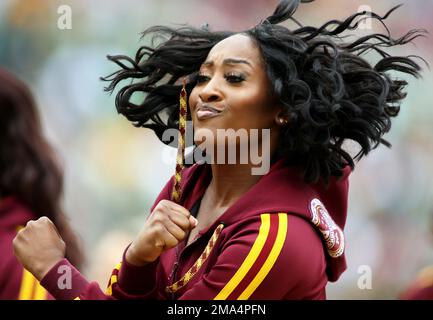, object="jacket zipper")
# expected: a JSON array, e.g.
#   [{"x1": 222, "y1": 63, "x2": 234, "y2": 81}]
[
  {"x1": 168, "y1": 221, "x2": 225, "y2": 299},
  {"x1": 169, "y1": 232, "x2": 204, "y2": 299},
  {"x1": 170, "y1": 261, "x2": 179, "y2": 300},
  {"x1": 169, "y1": 245, "x2": 180, "y2": 300}
]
